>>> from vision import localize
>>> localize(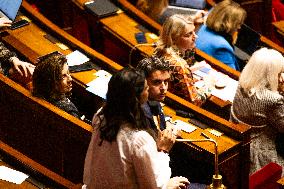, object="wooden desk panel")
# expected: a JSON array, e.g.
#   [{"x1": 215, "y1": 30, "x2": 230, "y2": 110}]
[
  {"x1": 2, "y1": 22, "x2": 70, "y2": 63},
  {"x1": 273, "y1": 21, "x2": 284, "y2": 38},
  {"x1": 100, "y1": 12, "x2": 156, "y2": 56},
  {"x1": 0, "y1": 141, "x2": 79, "y2": 189}
]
